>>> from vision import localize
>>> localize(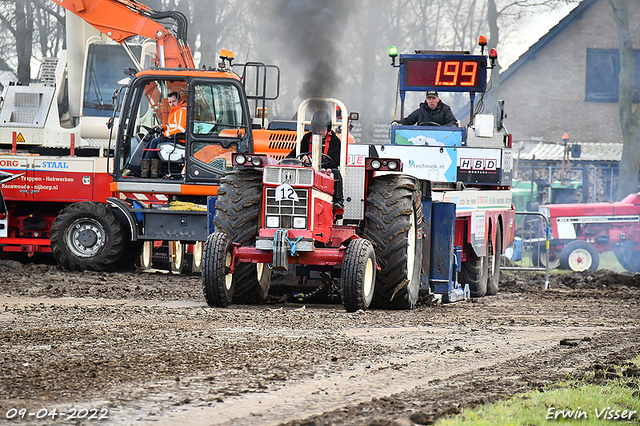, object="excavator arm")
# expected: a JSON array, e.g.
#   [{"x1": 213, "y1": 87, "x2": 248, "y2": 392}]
[{"x1": 53, "y1": 0, "x2": 195, "y2": 69}]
